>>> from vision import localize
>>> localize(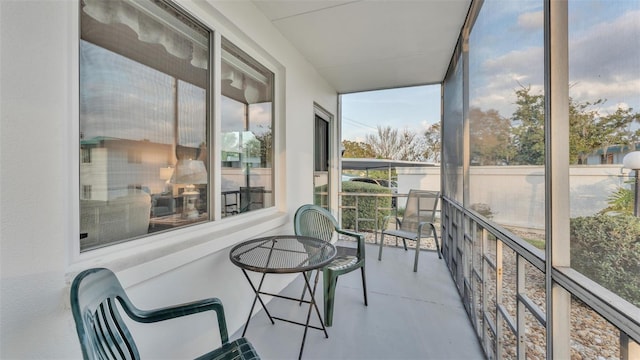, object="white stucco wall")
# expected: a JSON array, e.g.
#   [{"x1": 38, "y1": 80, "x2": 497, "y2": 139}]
[
  {"x1": 0, "y1": 1, "x2": 337, "y2": 358},
  {"x1": 398, "y1": 165, "x2": 631, "y2": 230}
]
